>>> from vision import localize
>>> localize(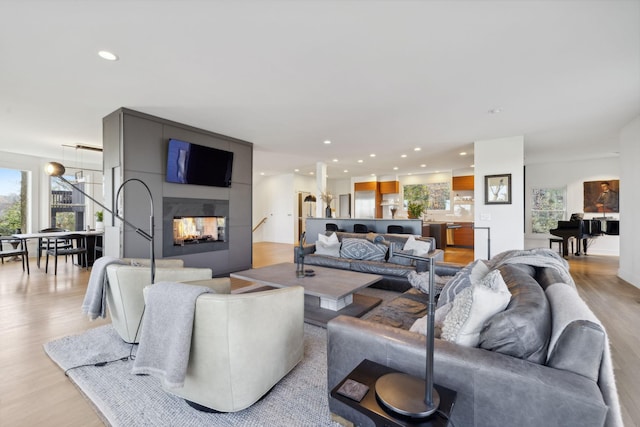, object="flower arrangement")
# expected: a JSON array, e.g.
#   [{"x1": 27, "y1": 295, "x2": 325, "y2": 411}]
[{"x1": 321, "y1": 192, "x2": 334, "y2": 206}]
